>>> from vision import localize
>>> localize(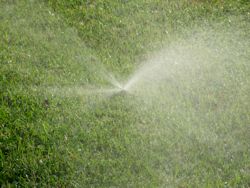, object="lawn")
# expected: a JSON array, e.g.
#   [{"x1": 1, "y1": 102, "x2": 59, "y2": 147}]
[{"x1": 0, "y1": 0, "x2": 249, "y2": 187}]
